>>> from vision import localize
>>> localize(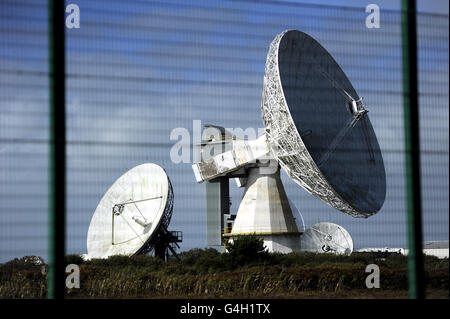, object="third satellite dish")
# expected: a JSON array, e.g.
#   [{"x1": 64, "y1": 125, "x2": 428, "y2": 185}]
[{"x1": 301, "y1": 222, "x2": 353, "y2": 255}]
